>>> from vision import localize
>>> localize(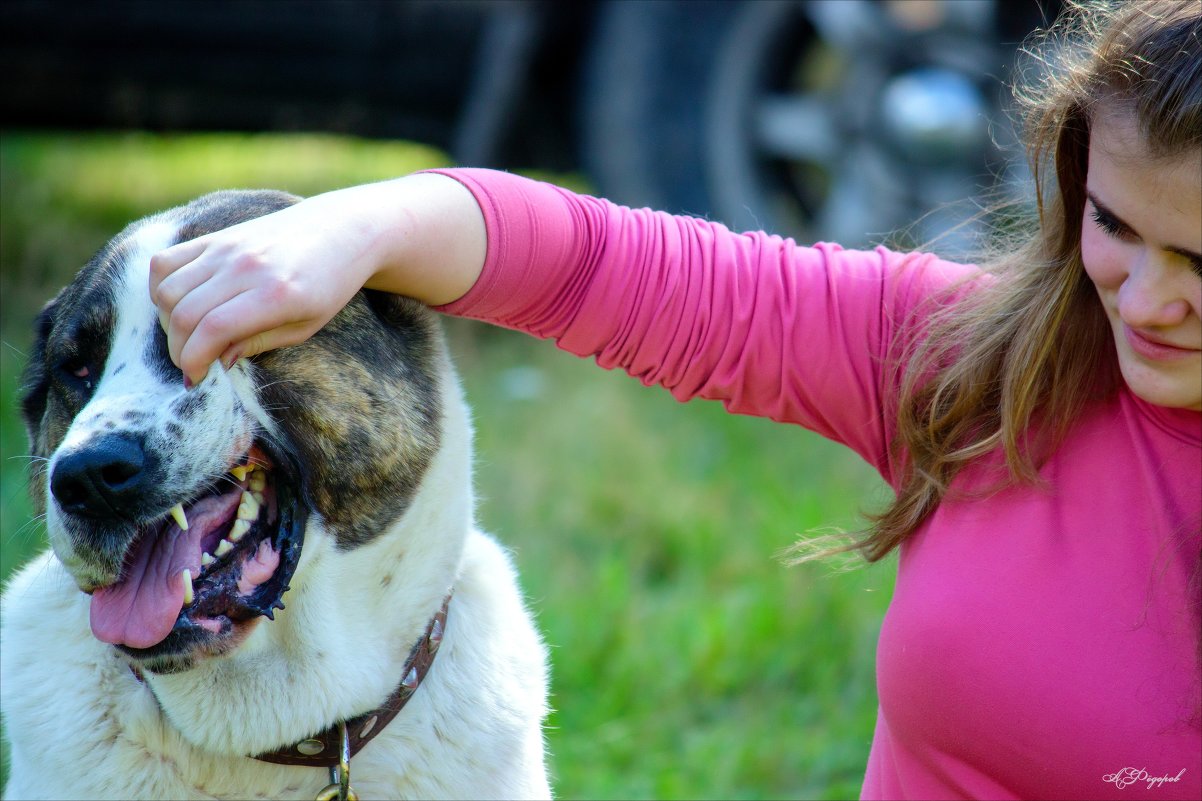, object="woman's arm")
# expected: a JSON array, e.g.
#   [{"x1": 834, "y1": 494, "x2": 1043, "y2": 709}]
[
  {"x1": 150, "y1": 171, "x2": 486, "y2": 386},
  {"x1": 153, "y1": 167, "x2": 970, "y2": 479},
  {"x1": 431, "y1": 169, "x2": 962, "y2": 480}
]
